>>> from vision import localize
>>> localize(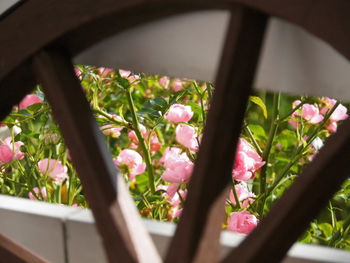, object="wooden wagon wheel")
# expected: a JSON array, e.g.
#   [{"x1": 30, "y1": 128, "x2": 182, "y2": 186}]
[{"x1": 1, "y1": 1, "x2": 350, "y2": 262}]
